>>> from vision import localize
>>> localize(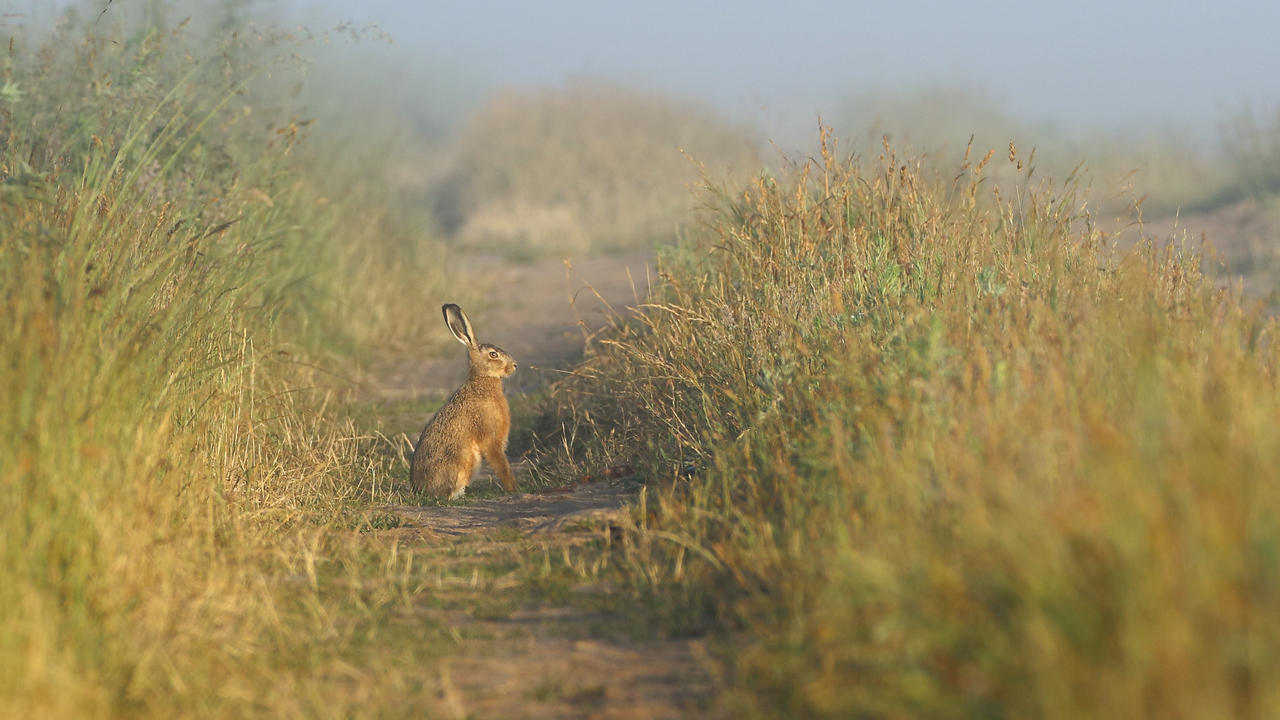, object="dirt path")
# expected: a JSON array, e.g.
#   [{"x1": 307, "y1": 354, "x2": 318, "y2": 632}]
[
  {"x1": 374, "y1": 480, "x2": 712, "y2": 720},
  {"x1": 360, "y1": 253, "x2": 717, "y2": 719},
  {"x1": 1126, "y1": 199, "x2": 1280, "y2": 303},
  {"x1": 386, "y1": 480, "x2": 634, "y2": 537}
]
